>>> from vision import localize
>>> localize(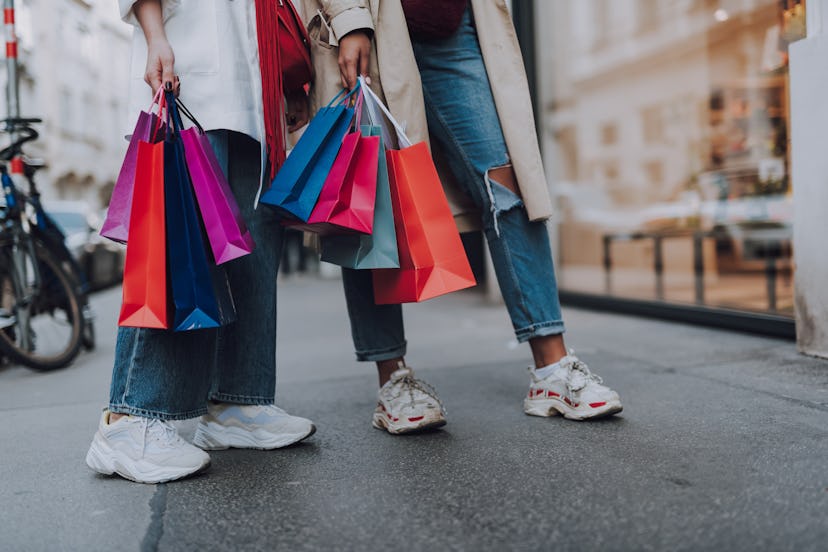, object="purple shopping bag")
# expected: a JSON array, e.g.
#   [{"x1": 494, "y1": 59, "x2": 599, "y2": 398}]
[
  {"x1": 101, "y1": 87, "x2": 167, "y2": 243},
  {"x1": 176, "y1": 98, "x2": 254, "y2": 264}
]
